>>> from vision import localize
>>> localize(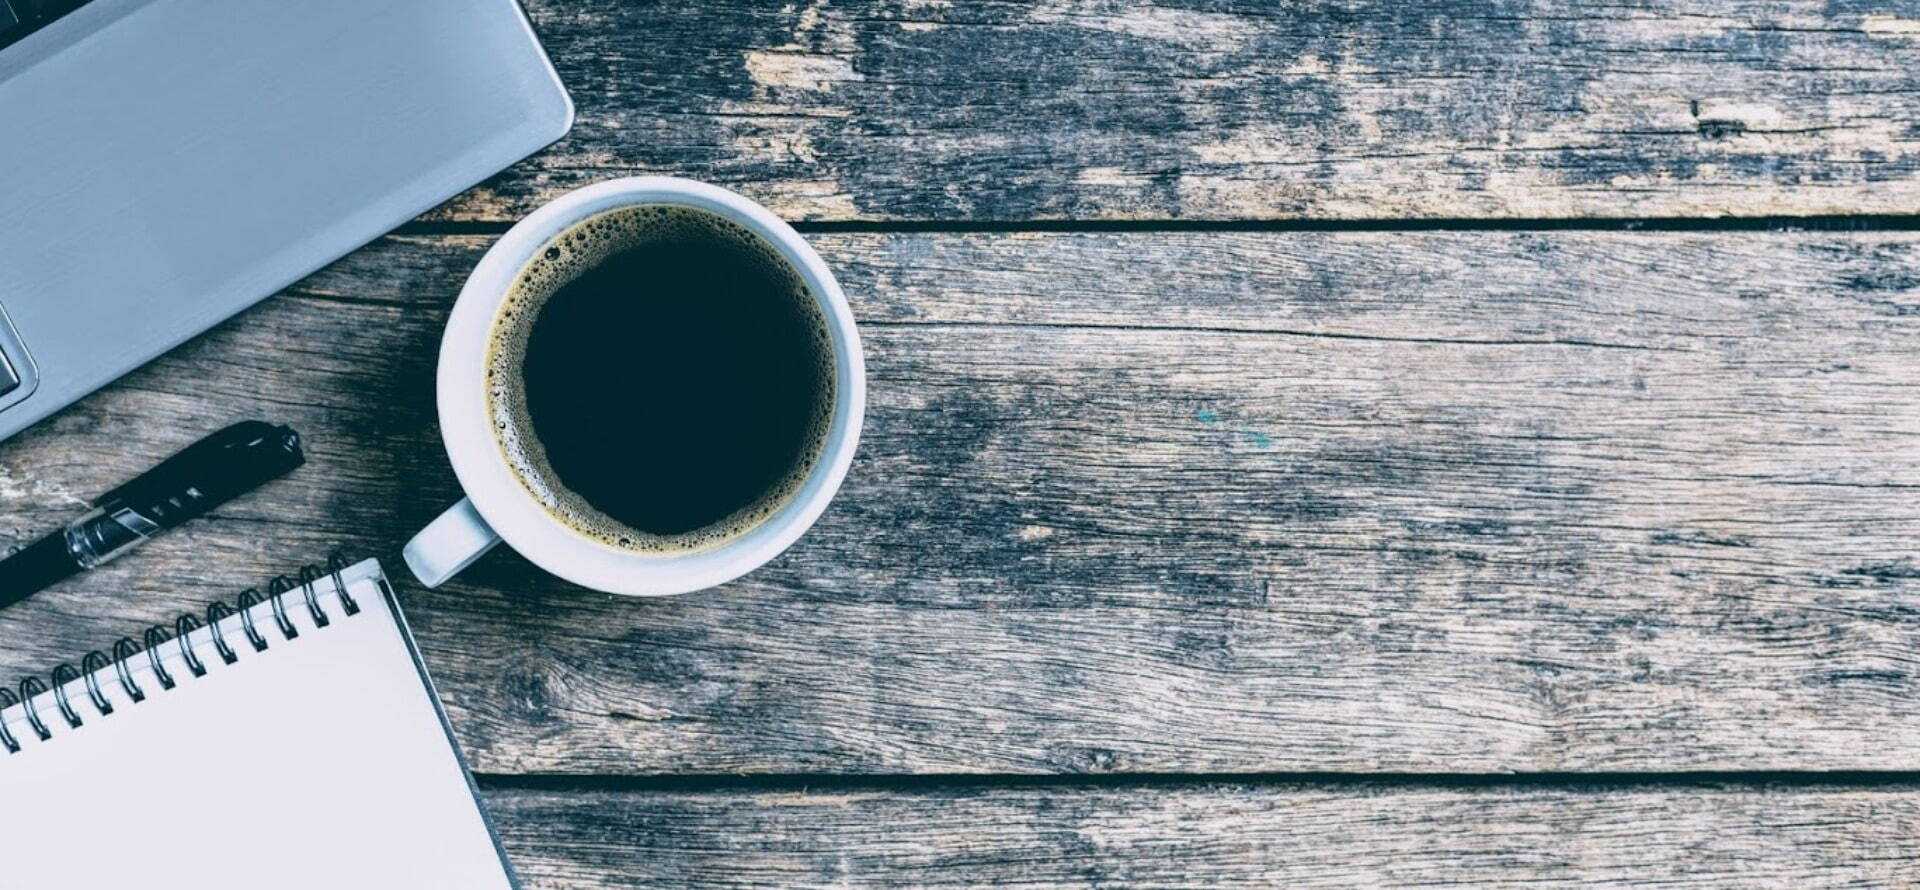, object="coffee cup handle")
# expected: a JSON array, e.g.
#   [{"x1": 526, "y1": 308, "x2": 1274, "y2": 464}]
[{"x1": 403, "y1": 498, "x2": 503, "y2": 588}]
